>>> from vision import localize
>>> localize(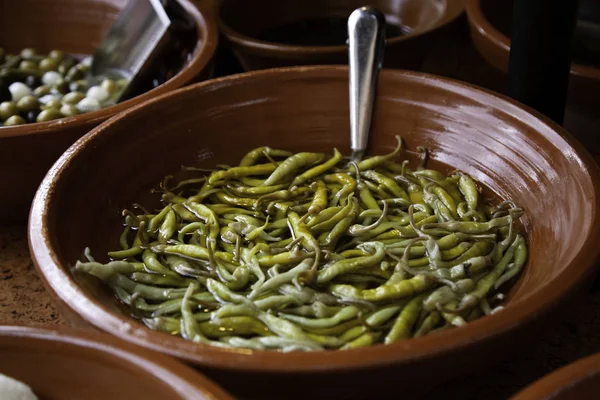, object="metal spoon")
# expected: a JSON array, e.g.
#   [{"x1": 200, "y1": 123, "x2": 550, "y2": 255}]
[
  {"x1": 88, "y1": 0, "x2": 194, "y2": 102},
  {"x1": 348, "y1": 6, "x2": 386, "y2": 163}
]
